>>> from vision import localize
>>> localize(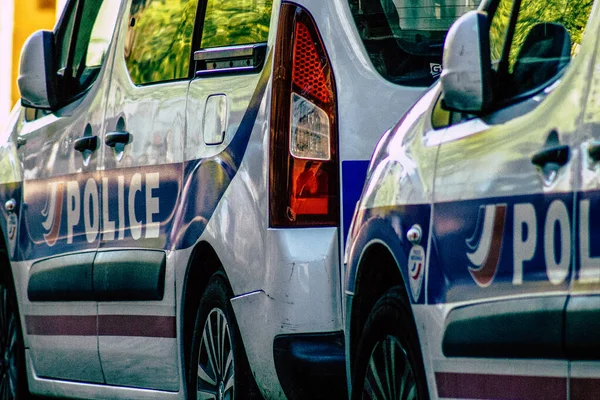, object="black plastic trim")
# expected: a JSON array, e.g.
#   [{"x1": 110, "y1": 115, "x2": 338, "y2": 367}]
[
  {"x1": 42, "y1": 30, "x2": 59, "y2": 110},
  {"x1": 93, "y1": 250, "x2": 165, "y2": 301},
  {"x1": 194, "y1": 43, "x2": 267, "y2": 77},
  {"x1": 28, "y1": 253, "x2": 95, "y2": 301},
  {"x1": 28, "y1": 250, "x2": 166, "y2": 302},
  {"x1": 531, "y1": 144, "x2": 570, "y2": 167},
  {"x1": 477, "y1": 12, "x2": 492, "y2": 111},
  {"x1": 566, "y1": 295, "x2": 600, "y2": 360},
  {"x1": 442, "y1": 296, "x2": 567, "y2": 359},
  {"x1": 273, "y1": 332, "x2": 347, "y2": 400},
  {"x1": 104, "y1": 131, "x2": 132, "y2": 147},
  {"x1": 73, "y1": 135, "x2": 98, "y2": 152}
]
